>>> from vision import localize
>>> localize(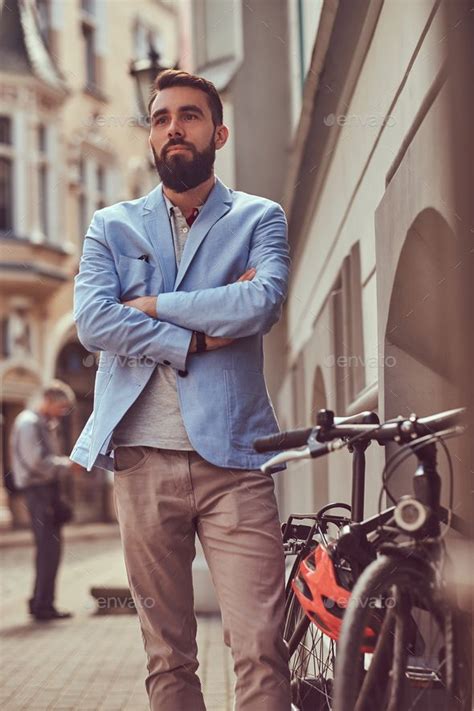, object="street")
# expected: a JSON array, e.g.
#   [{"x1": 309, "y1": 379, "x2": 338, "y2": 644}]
[{"x1": 0, "y1": 527, "x2": 233, "y2": 710}]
